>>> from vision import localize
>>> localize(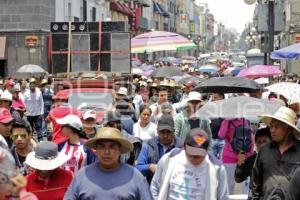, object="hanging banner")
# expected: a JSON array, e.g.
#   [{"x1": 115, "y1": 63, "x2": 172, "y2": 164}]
[{"x1": 180, "y1": 14, "x2": 188, "y2": 29}]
